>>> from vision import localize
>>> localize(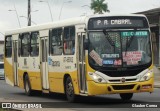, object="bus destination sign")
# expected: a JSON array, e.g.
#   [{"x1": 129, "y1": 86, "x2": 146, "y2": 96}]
[{"x1": 88, "y1": 17, "x2": 148, "y2": 30}]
